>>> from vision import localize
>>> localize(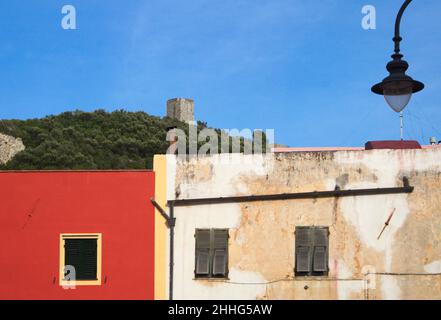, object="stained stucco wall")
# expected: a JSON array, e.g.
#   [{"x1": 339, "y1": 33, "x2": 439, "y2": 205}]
[{"x1": 167, "y1": 148, "x2": 441, "y2": 300}]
